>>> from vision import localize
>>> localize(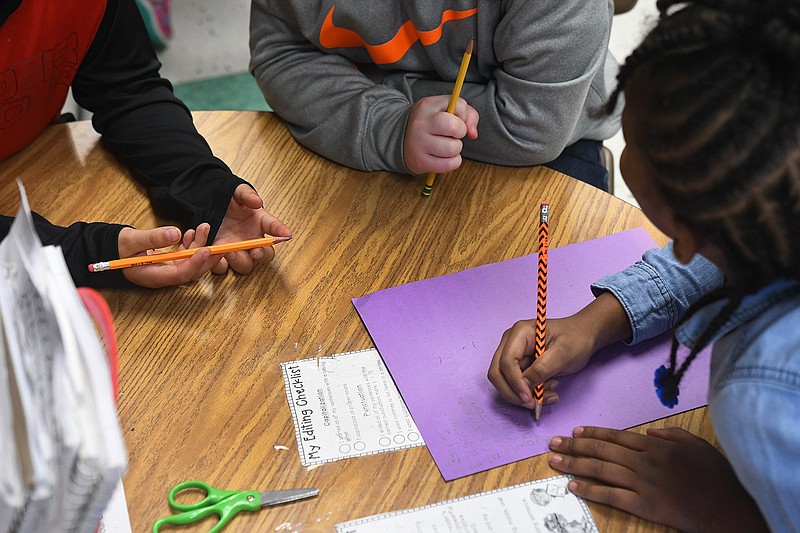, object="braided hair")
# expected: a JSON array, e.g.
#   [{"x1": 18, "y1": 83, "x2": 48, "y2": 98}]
[{"x1": 608, "y1": 0, "x2": 800, "y2": 406}]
